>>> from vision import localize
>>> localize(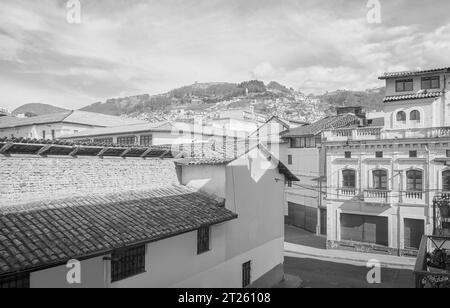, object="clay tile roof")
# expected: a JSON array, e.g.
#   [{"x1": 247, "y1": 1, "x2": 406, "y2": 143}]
[
  {"x1": 0, "y1": 186, "x2": 237, "y2": 276},
  {"x1": 378, "y1": 67, "x2": 450, "y2": 80},
  {"x1": 281, "y1": 114, "x2": 362, "y2": 138},
  {"x1": 383, "y1": 91, "x2": 442, "y2": 103}
]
